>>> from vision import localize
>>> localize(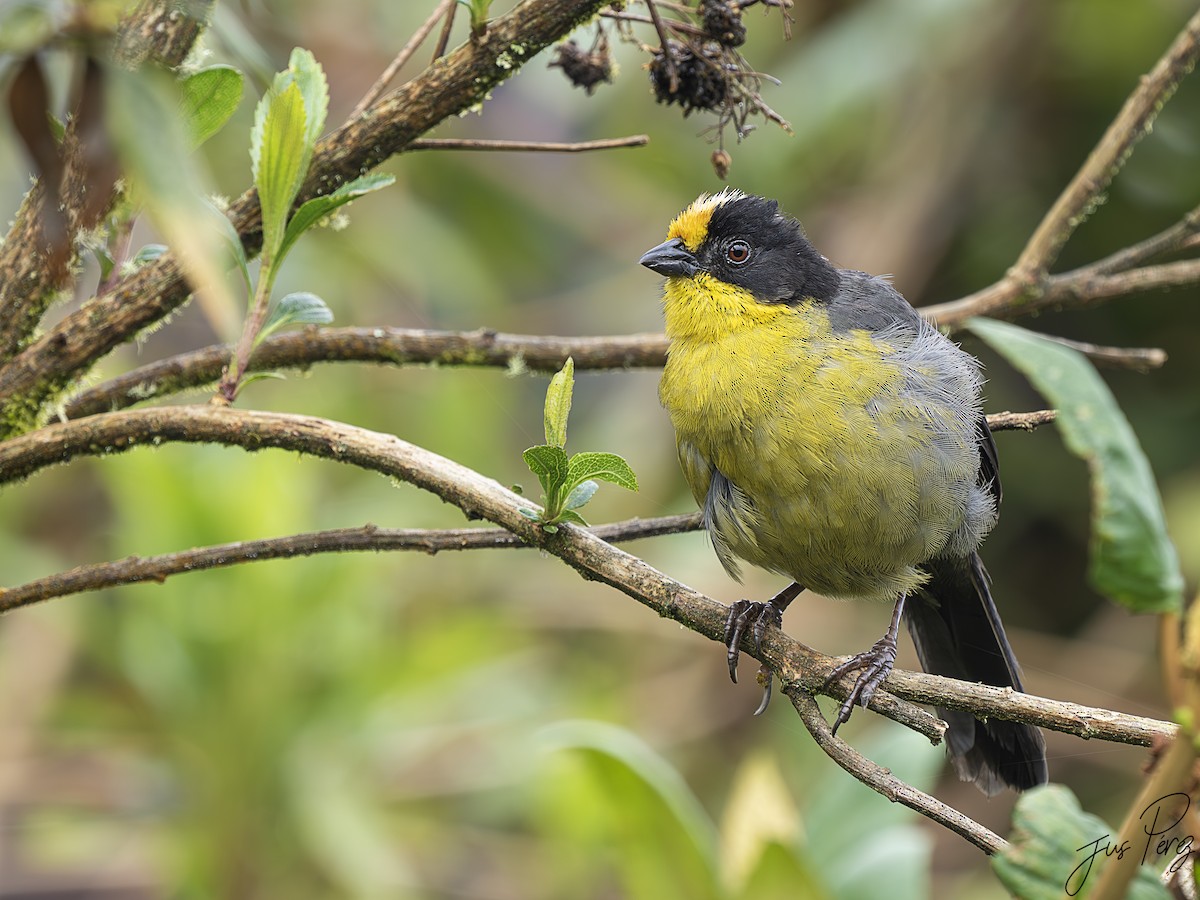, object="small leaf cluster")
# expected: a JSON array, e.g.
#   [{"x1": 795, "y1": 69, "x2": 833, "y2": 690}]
[
  {"x1": 220, "y1": 49, "x2": 394, "y2": 399},
  {"x1": 520, "y1": 358, "x2": 637, "y2": 532}
]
